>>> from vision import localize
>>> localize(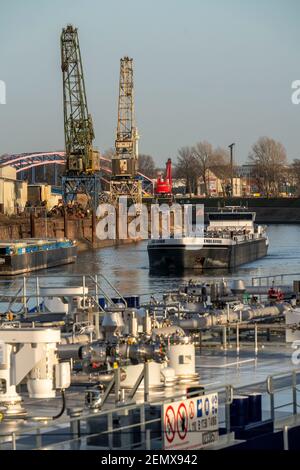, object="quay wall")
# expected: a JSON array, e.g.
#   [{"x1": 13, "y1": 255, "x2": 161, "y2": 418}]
[
  {"x1": 174, "y1": 197, "x2": 300, "y2": 224},
  {"x1": 0, "y1": 215, "x2": 139, "y2": 251},
  {"x1": 1, "y1": 197, "x2": 299, "y2": 249}
]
